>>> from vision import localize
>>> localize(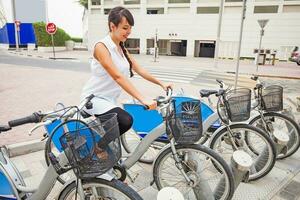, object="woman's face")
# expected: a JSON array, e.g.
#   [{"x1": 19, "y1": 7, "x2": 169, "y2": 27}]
[{"x1": 110, "y1": 17, "x2": 132, "y2": 42}]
